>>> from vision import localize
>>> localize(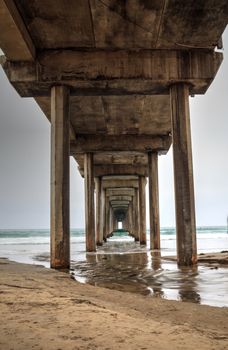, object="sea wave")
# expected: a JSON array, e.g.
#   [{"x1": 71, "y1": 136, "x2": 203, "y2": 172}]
[{"x1": 0, "y1": 227, "x2": 227, "y2": 245}]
